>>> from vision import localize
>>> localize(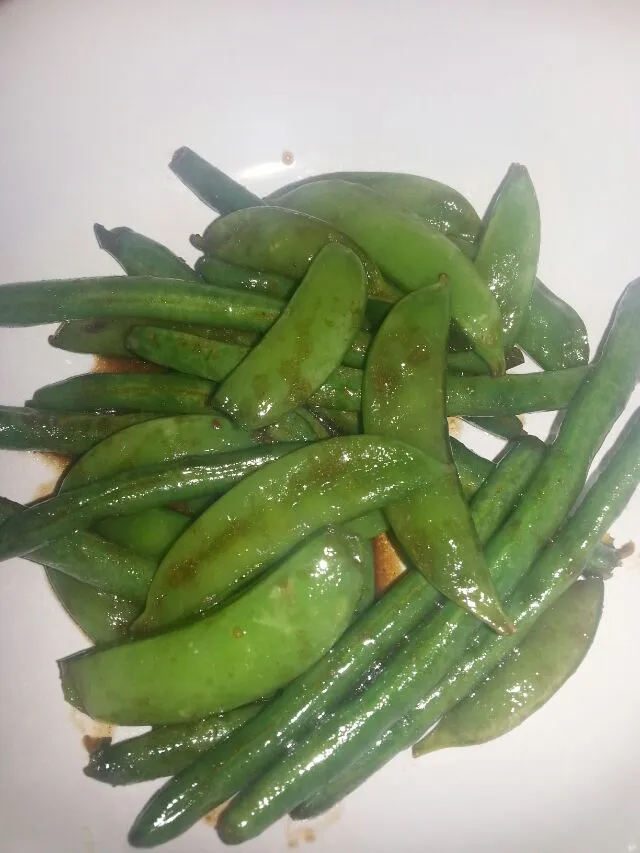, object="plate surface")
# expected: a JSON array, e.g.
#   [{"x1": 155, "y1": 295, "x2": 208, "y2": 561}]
[{"x1": 0, "y1": 1, "x2": 639, "y2": 851}]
